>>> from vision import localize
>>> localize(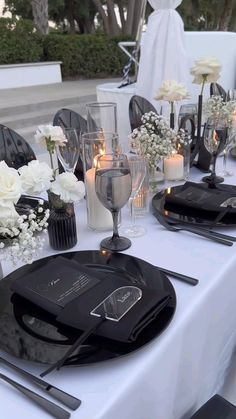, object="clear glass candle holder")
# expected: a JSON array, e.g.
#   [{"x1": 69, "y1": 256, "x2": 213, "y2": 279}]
[{"x1": 82, "y1": 132, "x2": 121, "y2": 231}]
